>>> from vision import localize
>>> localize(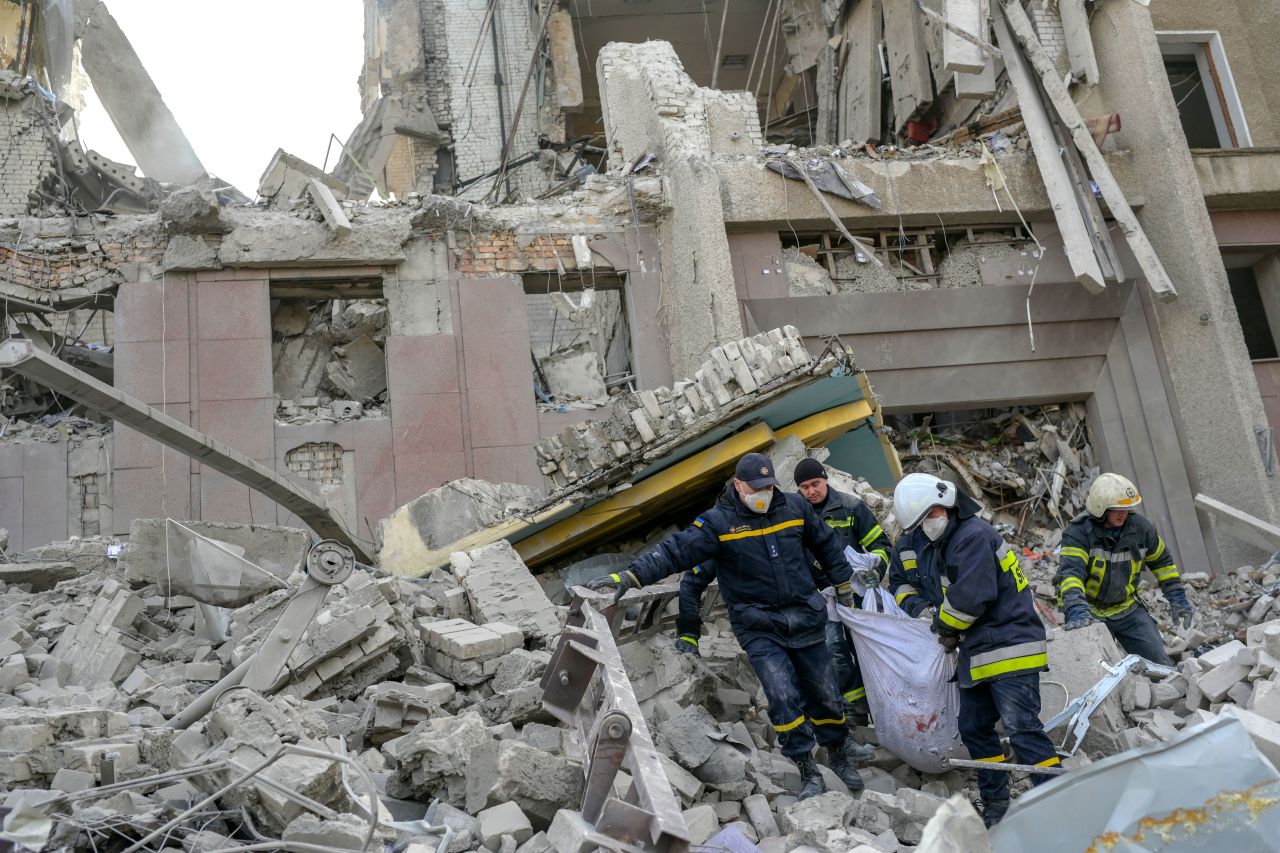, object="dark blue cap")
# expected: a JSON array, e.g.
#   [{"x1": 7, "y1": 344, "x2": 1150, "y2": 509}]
[{"x1": 735, "y1": 452, "x2": 778, "y2": 488}]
